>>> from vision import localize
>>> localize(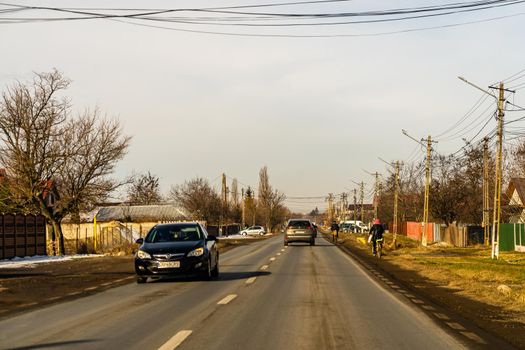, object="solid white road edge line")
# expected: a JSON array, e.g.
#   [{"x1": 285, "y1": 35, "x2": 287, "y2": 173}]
[
  {"x1": 246, "y1": 277, "x2": 257, "y2": 284},
  {"x1": 158, "y1": 330, "x2": 192, "y2": 350},
  {"x1": 217, "y1": 294, "x2": 238, "y2": 305}
]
